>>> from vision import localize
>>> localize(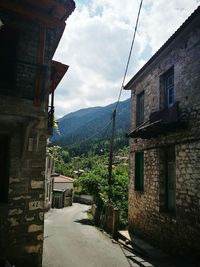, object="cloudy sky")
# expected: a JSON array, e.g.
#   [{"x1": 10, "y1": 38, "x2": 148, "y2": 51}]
[{"x1": 54, "y1": 0, "x2": 200, "y2": 118}]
